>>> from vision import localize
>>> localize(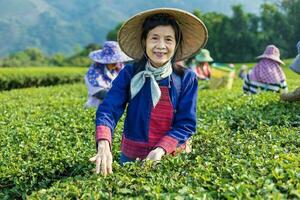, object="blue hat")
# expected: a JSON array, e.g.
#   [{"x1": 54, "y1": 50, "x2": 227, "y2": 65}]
[{"x1": 89, "y1": 41, "x2": 133, "y2": 64}]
